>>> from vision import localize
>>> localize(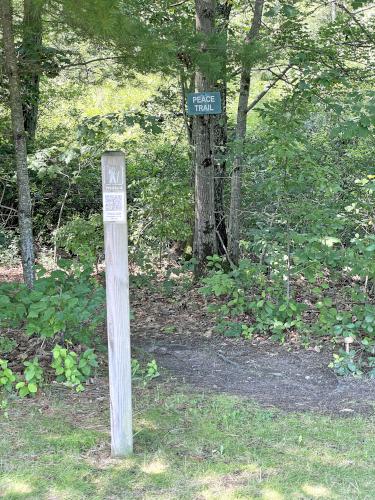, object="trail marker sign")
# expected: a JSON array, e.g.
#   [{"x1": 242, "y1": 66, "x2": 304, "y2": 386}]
[
  {"x1": 187, "y1": 92, "x2": 222, "y2": 115},
  {"x1": 101, "y1": 151, "x2": 133, "y2": 457}
]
